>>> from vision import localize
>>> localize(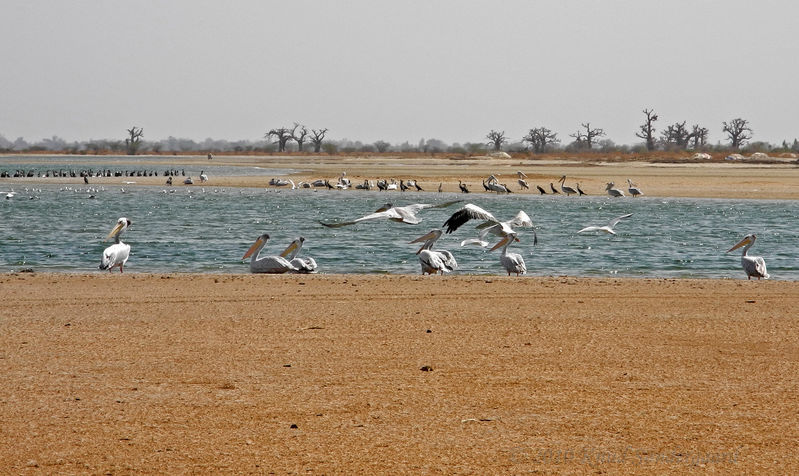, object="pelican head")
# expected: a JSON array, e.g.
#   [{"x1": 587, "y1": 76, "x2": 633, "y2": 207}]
[
  {"x1": 243, "y1": 233, "x2": 270, "y2": 259},
  {"x1": 727, "y1": 234, "x2": 756, "y2": 253},
  {"x1": 605, "y1": 182, "x2": 615, "y2": 190},
  {"x1": 106, "y1": 217, "x2": 131, "y2": 241},
  {"x1": 410, "y1": 229, "x2": 443, "y2": 254},
  {"x1": 280, "y1": 236, "x2": 306, "y2": 257},
  {"x1": 490, "y1": 233, "x2": 520, "y2": 251}
]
